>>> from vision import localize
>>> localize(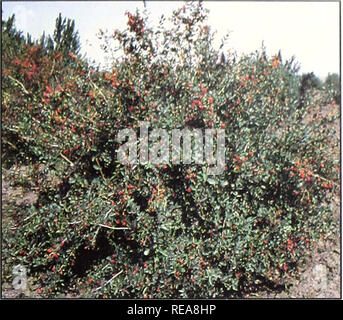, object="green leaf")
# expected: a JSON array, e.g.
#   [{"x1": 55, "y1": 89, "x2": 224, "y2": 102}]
[{"x1": 207, "y1": 178, "x2": 216, "y2": 185}]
